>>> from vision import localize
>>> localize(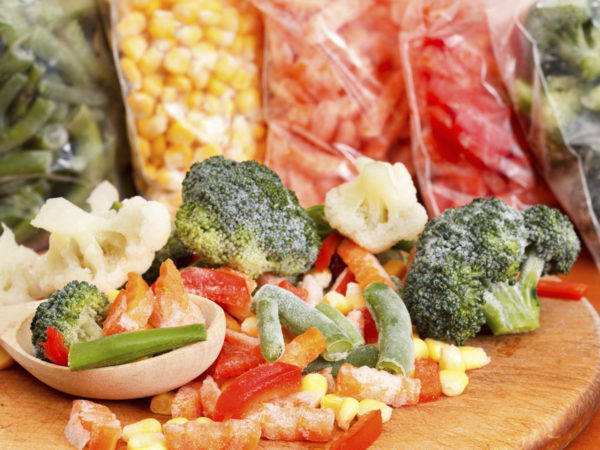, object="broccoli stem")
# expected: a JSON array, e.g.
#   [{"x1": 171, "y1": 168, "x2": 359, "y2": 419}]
[{"x1": 482, "y1": 254, "x2": 545, "y2": 335}]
